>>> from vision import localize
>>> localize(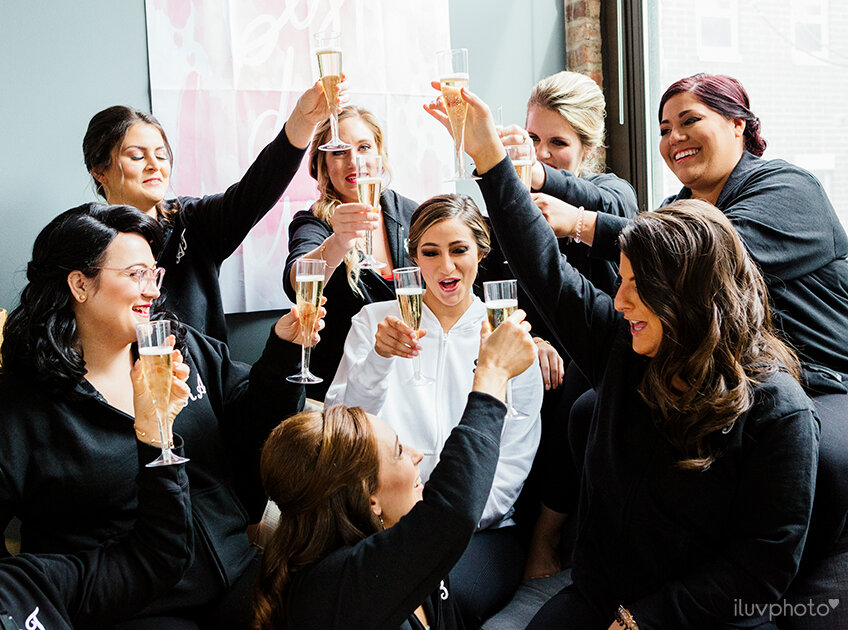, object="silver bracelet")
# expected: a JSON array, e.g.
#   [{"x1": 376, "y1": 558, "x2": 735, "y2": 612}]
[{"x1": 574, "y1": 206, "x2": 586, "y2": 244}]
